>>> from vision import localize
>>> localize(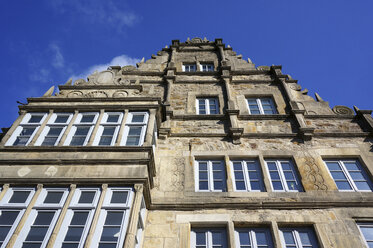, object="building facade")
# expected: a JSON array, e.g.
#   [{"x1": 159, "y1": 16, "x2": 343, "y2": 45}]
[{"x1": 0, "y1": 37, "x2": 373, "y2": 248}]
